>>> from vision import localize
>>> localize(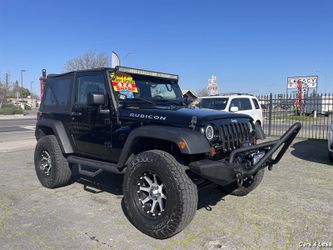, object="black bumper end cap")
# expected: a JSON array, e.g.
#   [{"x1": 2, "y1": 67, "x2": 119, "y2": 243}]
[{"x1": 189, "y1": 160, "x2": 236, "y2": 186}]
